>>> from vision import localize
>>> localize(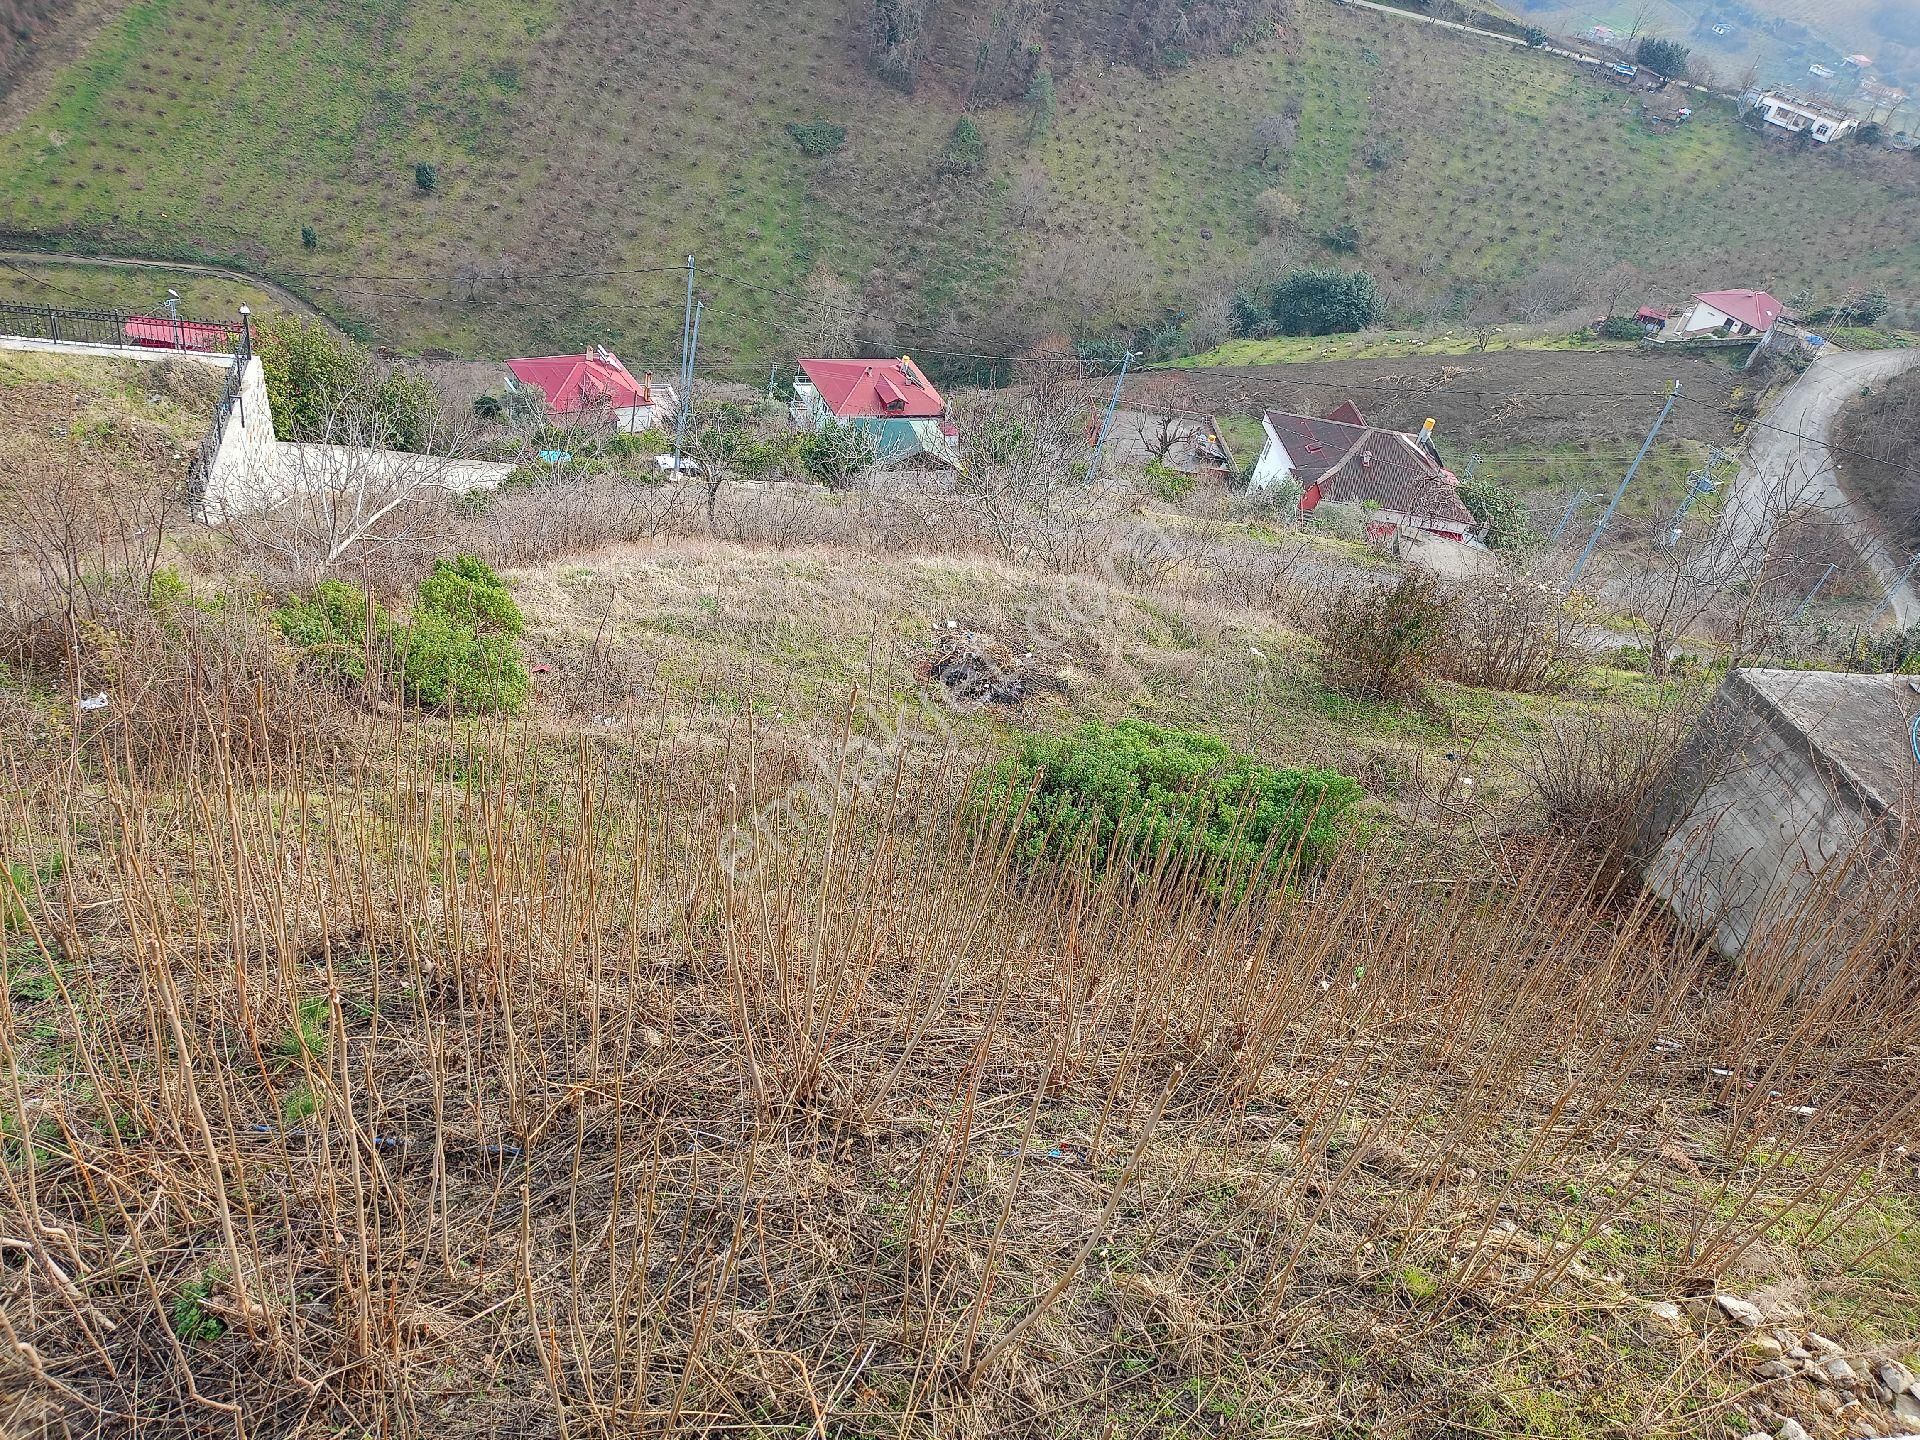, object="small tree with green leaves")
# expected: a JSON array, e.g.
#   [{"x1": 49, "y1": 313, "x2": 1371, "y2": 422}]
[
  {"x1": 300, "y1": 224, "x2": 318, "y2": 250},
  {"x1": 1636, "y1": 37, "x2": 1690, "y2": 78},
  {"x1": 1459, "y1": 472, "x2": 1537, "y2": 551},
  {"x1": 799, "y1": 420, "x2": 877, "y2": 486},
  {"x1": 1025, "y1": 69, "x2": 1055, "y2": 140},
  {"x1": 414, "y1": 162, "x2": 439, "y2": 192},
  {"x1": 940, "y1": 117, "x2": 987, "y2": 175}
]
